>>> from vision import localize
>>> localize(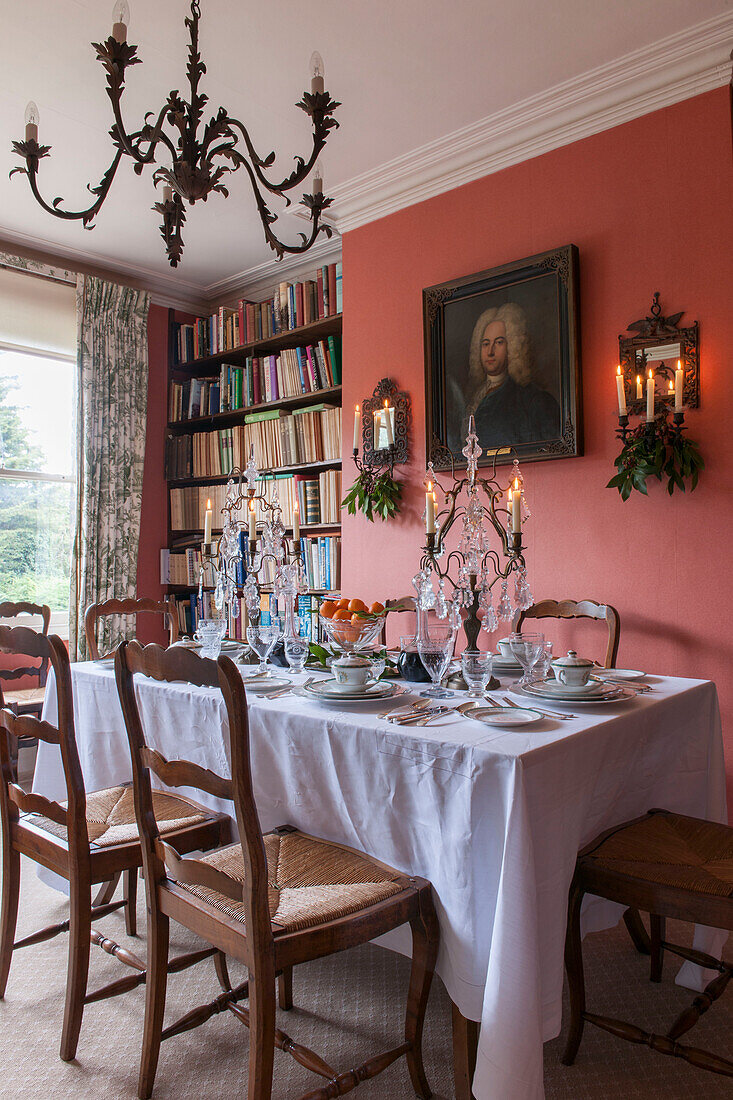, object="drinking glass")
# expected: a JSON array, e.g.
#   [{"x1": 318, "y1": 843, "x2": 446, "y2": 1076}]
[
  {"x1": 509, "y1": 632, "x2": 545, "y2": 687},
  {"x1": 366, "y1": 647, "x2": 387, "y2": 682},
  {"x1": 535, "y1": 641, "x2": 553, "y2": 681},
  {"x1": 246, "y1": 621, "x2": 282, "y2": 677},
  {"x1": 284, "y1": 634, "x2": 309, "y2": 674},
  {"x1": 461, "y1": 651, "x2": 493, "y2": 698},
  {"x1": 193, "y1": 618, "x2": 227, "y2": 659},
  {"x1": 417, "y1": 624, "x2": 456, "y2": 698}
]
